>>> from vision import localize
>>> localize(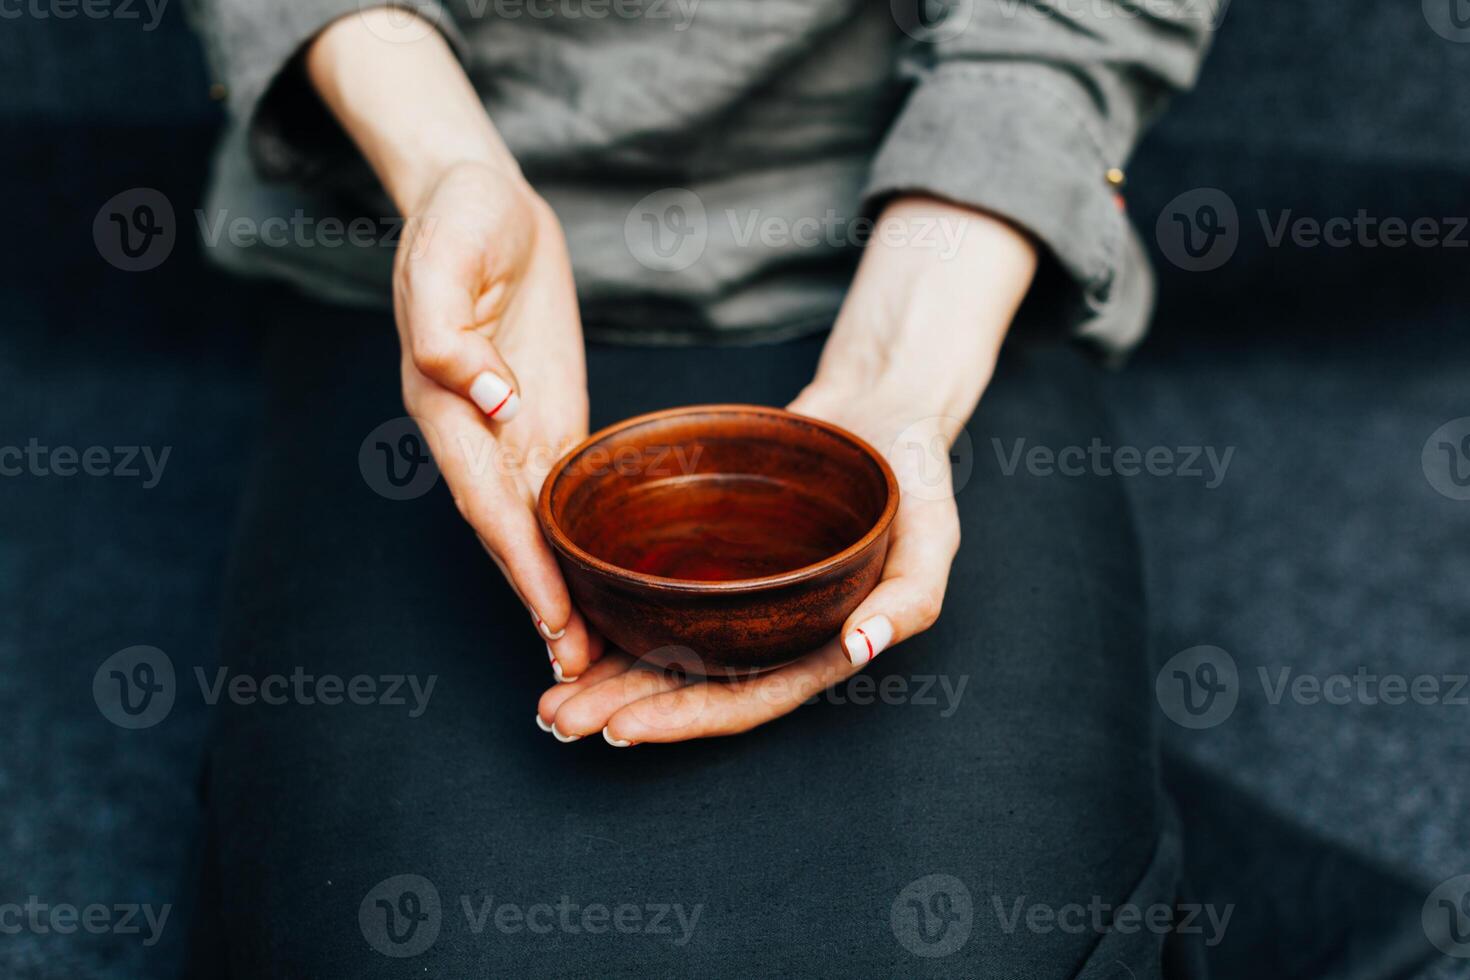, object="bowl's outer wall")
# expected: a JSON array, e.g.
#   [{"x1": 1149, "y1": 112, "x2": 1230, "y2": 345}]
[
  {"x1": 541, "y1": 405, "x2": 899, "y2": 674},
  {"x1": 557, "y1": 527, "x2": 891, "y2": 674}
]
